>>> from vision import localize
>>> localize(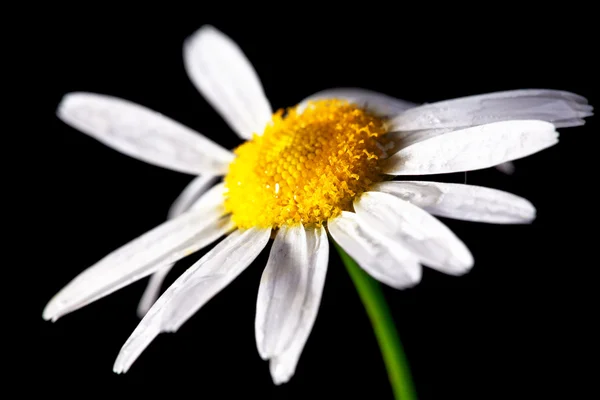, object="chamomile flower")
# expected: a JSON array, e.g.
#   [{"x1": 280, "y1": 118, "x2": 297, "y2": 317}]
[{"x1": 43, "y1": 25, "x2": 592, "y2": 384}]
